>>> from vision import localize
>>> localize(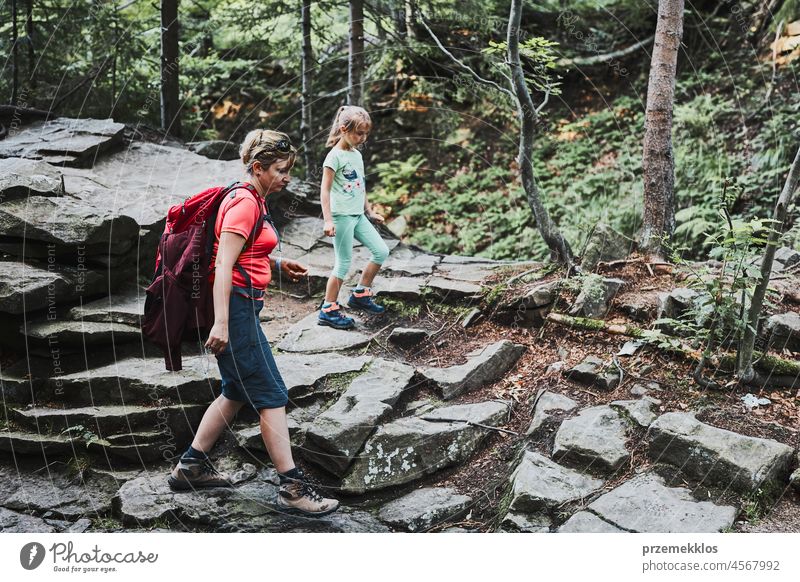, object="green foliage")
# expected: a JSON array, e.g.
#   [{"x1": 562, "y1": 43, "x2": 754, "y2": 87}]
[{"x1": 61, "y1": 424, "x2": 100, "y2": 446}]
